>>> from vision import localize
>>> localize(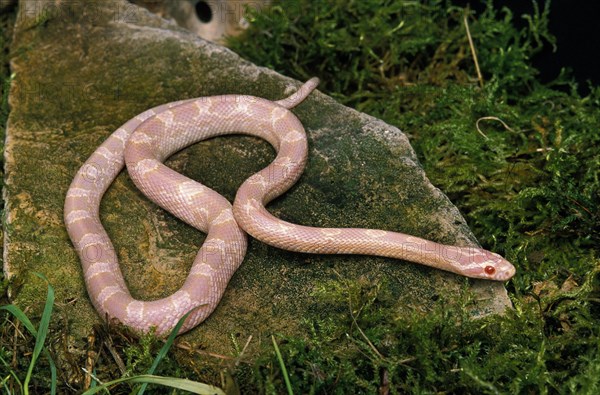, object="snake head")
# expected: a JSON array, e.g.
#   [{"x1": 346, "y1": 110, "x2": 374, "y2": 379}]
[{"x1": 456, "y1": 247, "x2": 516, "y2": 281}]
